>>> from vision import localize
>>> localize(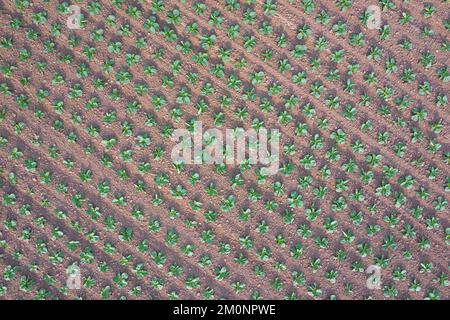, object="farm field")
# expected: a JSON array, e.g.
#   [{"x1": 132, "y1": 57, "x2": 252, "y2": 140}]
[{"x1": 0, "y1": 0, "x2": 449, "y2": 300}]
